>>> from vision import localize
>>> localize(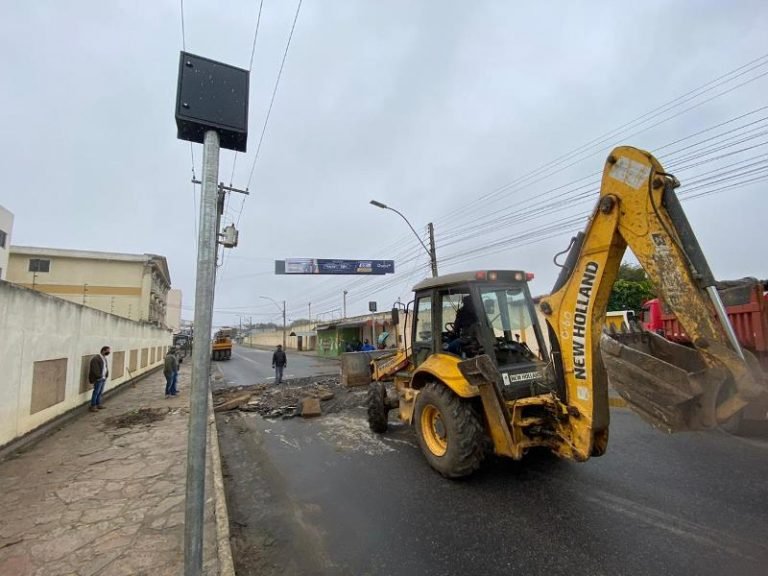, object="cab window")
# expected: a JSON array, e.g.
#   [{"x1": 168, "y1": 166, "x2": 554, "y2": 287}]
[{"x1": 413, "y1": 295, "x2": 433, "y2": 366}]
